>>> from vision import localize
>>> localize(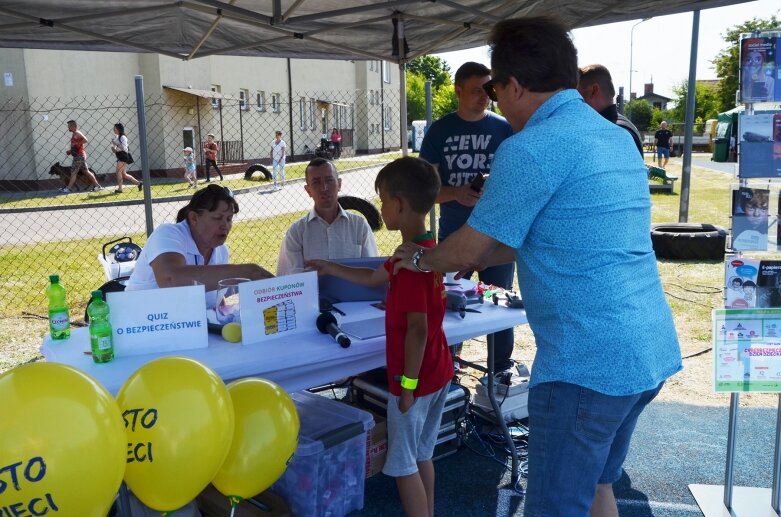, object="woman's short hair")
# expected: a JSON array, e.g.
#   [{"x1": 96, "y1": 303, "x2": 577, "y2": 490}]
[
  {"x1": 176, "y1": 184, "x2": 238, "y2": 222},
  {"x1": 114, "y1": 123, "x2": 125, "y2": 134}
]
